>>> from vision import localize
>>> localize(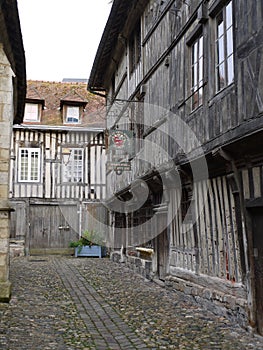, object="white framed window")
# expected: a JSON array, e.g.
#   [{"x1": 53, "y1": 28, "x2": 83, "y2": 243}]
[
  {"x1": 18, "y1": 148, "x2": 40, "y2": 182},
  {"x1": 62, "y1": 148, "x2": 83, "y2": 183},
  {"x1": 191, "y1": 34, "x2": 204, "y2": 110},
  {"x1": 24, "y1": 103, "x2": 40, "y2": 122},
  {"x1": 65, "y1": 106, "x2": 80, "y2": 123},
  {"x1": 215, "y1": 0, "x2": 234, "y2": 91}
]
